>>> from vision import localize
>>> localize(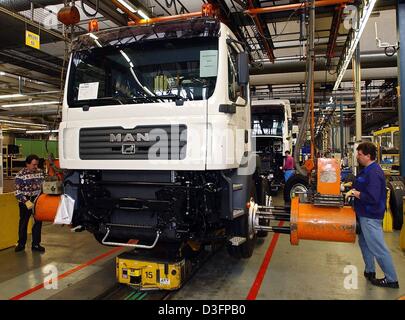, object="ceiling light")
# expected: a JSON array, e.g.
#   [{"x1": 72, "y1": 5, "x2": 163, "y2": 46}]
[
  {"x1": 1, "y1": 101, "x2": 60, "y2": 108},
  {"x1": 0, "y1": 94, "x2": 25, "y2": 99},
  {"x1": 26, "y1": 130, "x2": 58, "y2": 134},
  {"x1": 0, "y1": 120, "x2": 47, "y2": 127},
  {"x1": 117, "y1": 0, "x2": 137, "y2": 13},
  {"x1": 2, "y1": 127, "x2": 27, "y2": 132},
  {"x1": 333, "y1": 0, "x2": 377, "y2": 91},
  {"x1": 88, "y1": 33, "x2": 98, "y2": 40},
  {"x1": 137, "y1": 9, "x2": 149, "y2": 20}
]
